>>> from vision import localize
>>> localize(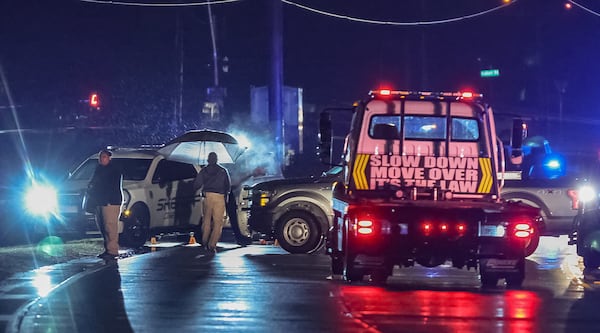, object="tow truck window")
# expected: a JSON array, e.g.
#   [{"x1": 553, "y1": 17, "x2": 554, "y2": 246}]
[
  {"x1": 368, "y1": 116, "x2": 479, "y2": 142},
  {"x1": 404, "y1": 116, "x2": 446, "y2": 140},
  {"x1": 451, "y1": 118, "x2": 479, "y2": 141},
  {"x1": 369, "y1": 116, "x2": 401, "y2": 139}
]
